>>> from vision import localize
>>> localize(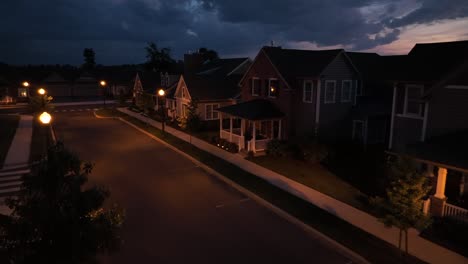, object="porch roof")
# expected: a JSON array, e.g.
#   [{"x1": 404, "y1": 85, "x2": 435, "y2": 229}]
[
  {"x1": 216, "y1": 99, "x2": 284, "y2": 121},
  {"x1": 402, "y1": 130, "x2": 468, "y2": 172}
]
